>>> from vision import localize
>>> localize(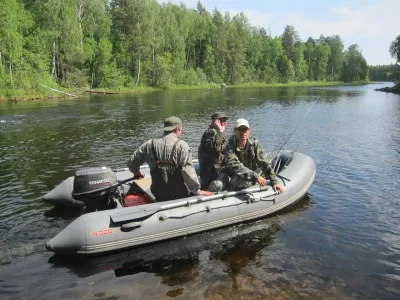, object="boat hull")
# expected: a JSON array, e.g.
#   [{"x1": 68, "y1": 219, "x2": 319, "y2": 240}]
[{"x1": 45, "y1": 151, "x2": 316, "y2": 255}]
